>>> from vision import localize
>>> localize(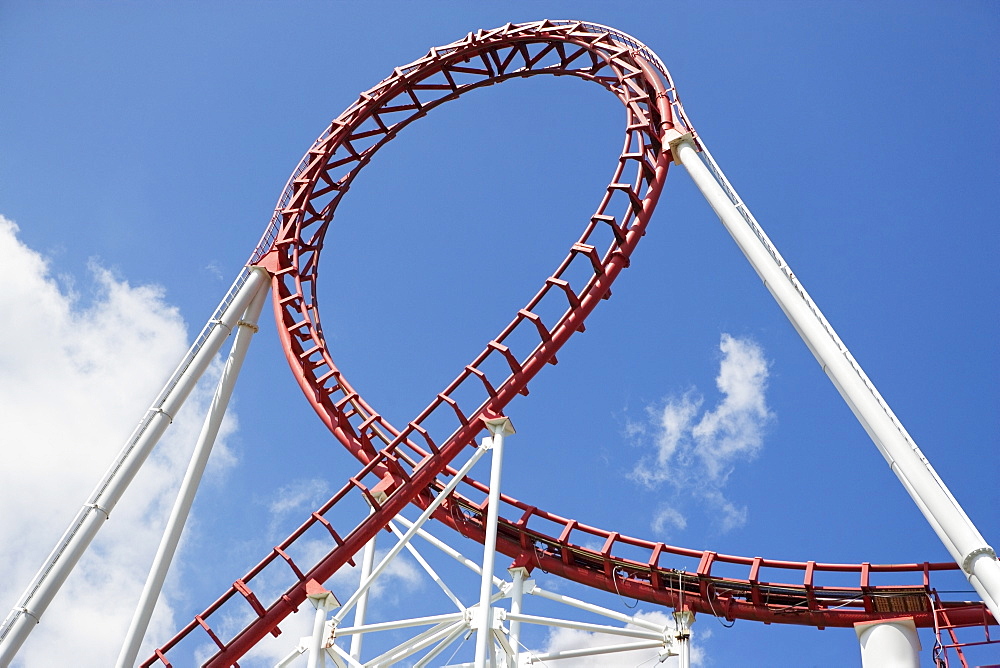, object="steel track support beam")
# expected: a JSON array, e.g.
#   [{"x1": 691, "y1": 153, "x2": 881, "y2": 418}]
[
  {"x1": 413, "y1": 622, "x2": 469, "y2": 668},
  {"x1": 348, "y1": 506, "x2": 377, "y2": 662},
  {"x1": 474, "y1": 417, "x2": 515, "y2": 668},
  {"x1": 306, "y1": 582, "x2": 339, "y2": 668},
  {"x1": 277, "y1": 494, "x2": 681, "y2": 666},
  {"x1": 673, "y1": 609, "x2": 693, "y2": 668},
  {"x1": 116, "y1": 272, "x2": 270, "y2": 668},
  {"x1": 0, "y1": 266, "x2": 271, "y2": 667},
  {"x1": 393, "y1": 515, "x2": 504, "y2": 587},
  {"x1": 507, "y1": 567, "x2": 528, "y2": 668},
  {"x1": 387, "y1": 521, "x2": 466, "y2": 611},
  {"x1": 854, "y1": 617, "x2": 920, "y2": 668},
  {"x1": 330, "y1": 439, "x2": 493, "y2": 630},
  {"x1": 672, "y1": 134, "x2": 1000, "y2": 620}
]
